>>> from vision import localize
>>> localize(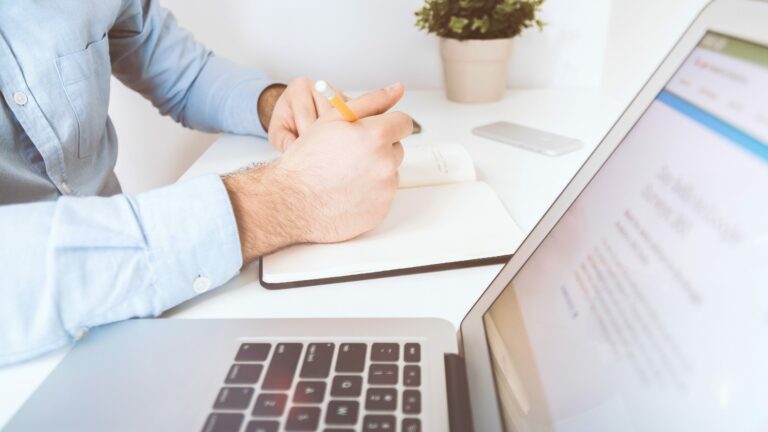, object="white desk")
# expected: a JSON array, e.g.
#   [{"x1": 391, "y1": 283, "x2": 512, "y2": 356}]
[{"x1": 0, "y1": 89, "x2": 622, "y2": 428}]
